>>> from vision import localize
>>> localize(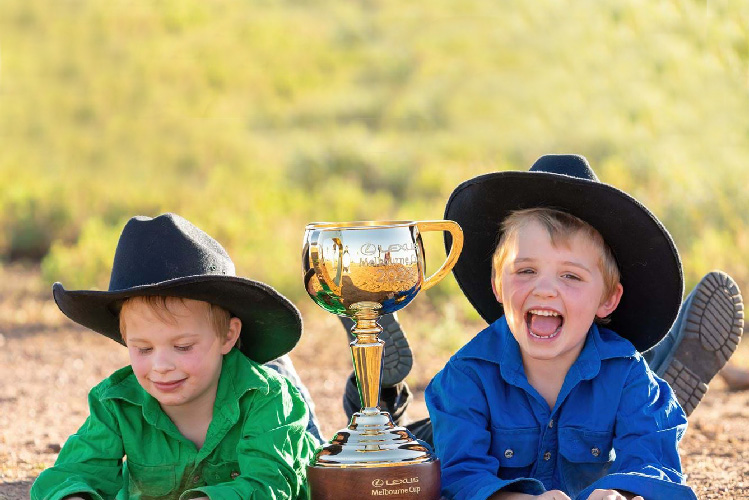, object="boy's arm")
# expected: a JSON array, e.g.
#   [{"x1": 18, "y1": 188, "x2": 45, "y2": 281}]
[
  {"x1": 31, "y1": 388, "x2": 125, "y2": 500},
  {"x1": 184, "y1": 375, "x2": 315, "y2": 500},
  {"x1": 490, "y1": 492, "x2": 571, "y2": 500},
  {"x1": 425, "y1": 362, "x2": 545, "y2": 500},
  {"x1": 577, "y1": 359, "x2": 697, "y2": 500}
]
